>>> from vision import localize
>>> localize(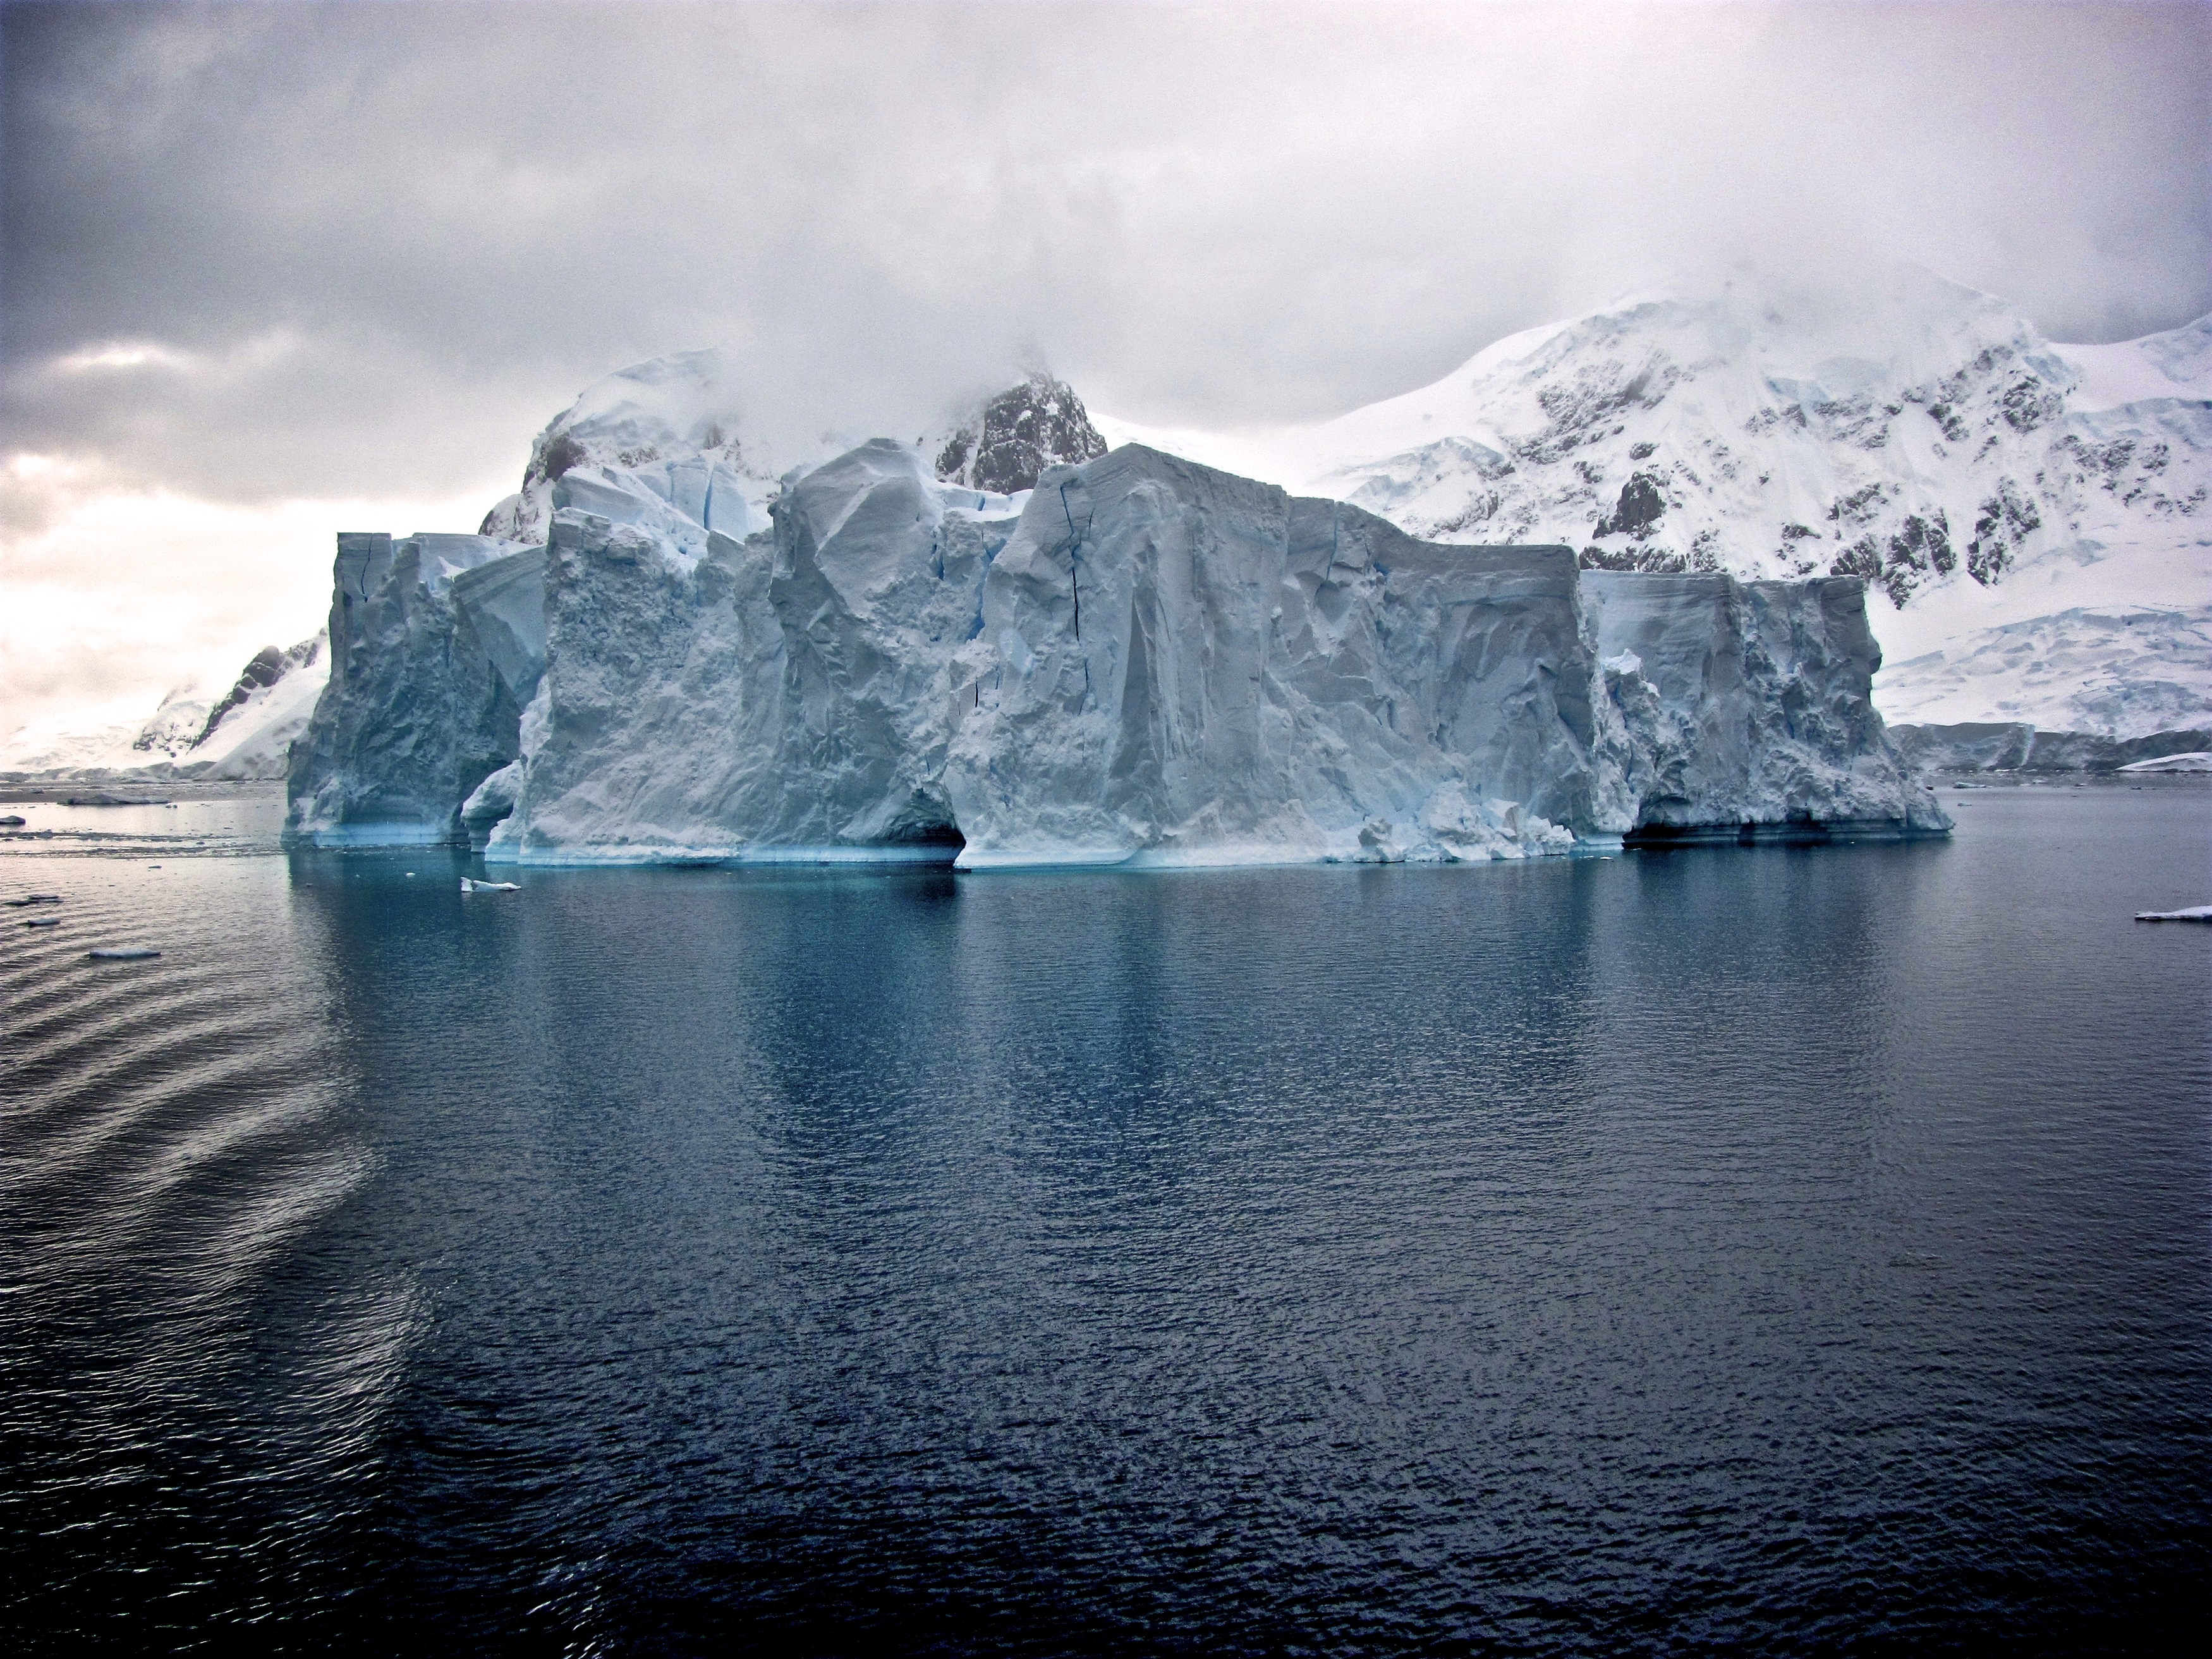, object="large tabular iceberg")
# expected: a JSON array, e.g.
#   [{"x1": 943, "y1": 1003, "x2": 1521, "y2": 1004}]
[{"x1": 284, "y1": 360, "x2": 1945, "y2": 864}]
